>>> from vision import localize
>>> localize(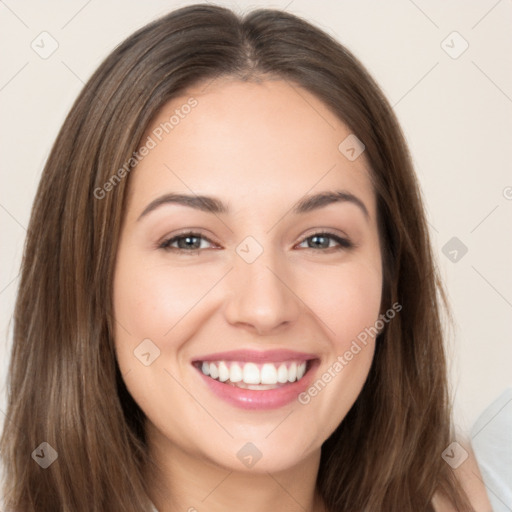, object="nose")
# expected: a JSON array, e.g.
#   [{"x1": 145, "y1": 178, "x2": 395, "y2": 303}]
[{"x1": 223, "y1": 245, "x2": 301, "y2": 336}]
